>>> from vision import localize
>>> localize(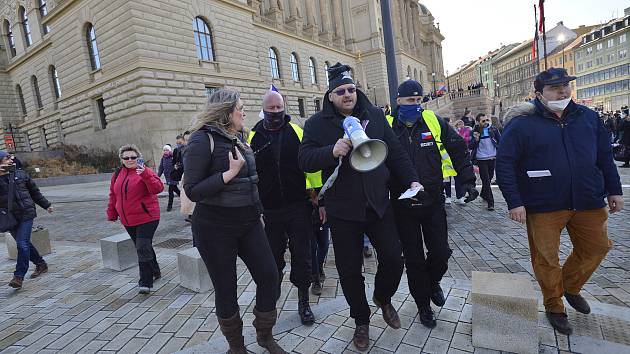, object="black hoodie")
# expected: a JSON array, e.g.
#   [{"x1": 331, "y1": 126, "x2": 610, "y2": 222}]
[{"x1": 298, "y1": 89, "x2": 418, "y2": 222}]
